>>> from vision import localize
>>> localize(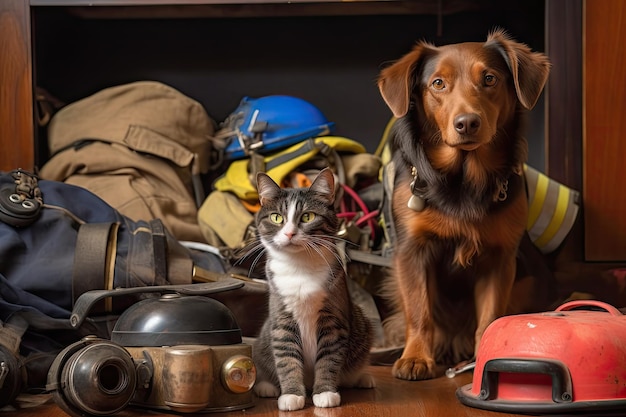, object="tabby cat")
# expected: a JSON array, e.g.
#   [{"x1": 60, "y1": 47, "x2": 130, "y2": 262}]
[{"x1": 251, "y1": 168, "x2": 375, "y2": 411}]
